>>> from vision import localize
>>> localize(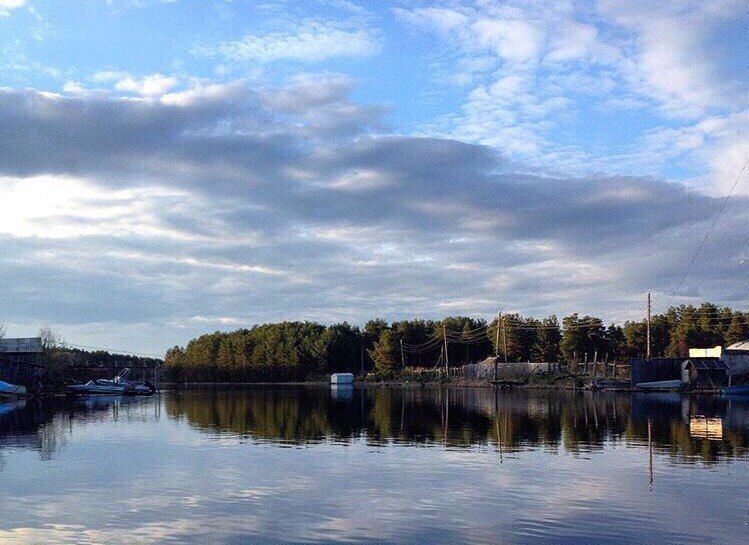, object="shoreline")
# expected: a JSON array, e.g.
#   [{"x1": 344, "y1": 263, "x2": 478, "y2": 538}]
[{"x1": 158, "y1": 380, "x2": 724, "y2": 394}]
